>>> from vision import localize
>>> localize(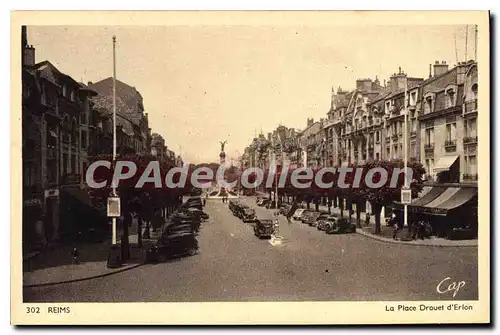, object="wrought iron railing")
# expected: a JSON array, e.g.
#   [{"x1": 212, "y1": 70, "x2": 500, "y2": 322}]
[{"x1": 463, "y1": 136, "x2": 478, "y2": 145}]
